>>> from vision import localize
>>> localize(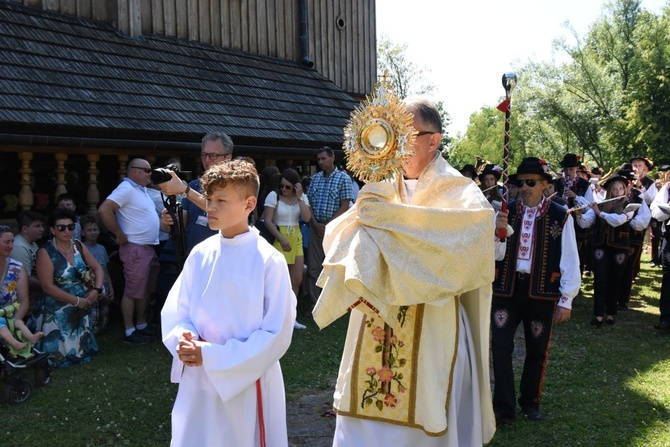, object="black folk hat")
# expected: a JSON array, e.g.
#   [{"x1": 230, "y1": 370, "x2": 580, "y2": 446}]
[
  {"x1": 516, "y1": 157, "x2": 553, "y2": 181},
  {"x1": 560, "y1": 153, "x2": 582, "y2": 168},
  {"x1": 478, "y1": 164, "x2": 502, "y2": 182},
  {"x1": 602, "y1": 174, "x2": 629, "y2": 190},
  {"x1": 629, "y1": 155, "x2": 654, "y2": 170}
]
